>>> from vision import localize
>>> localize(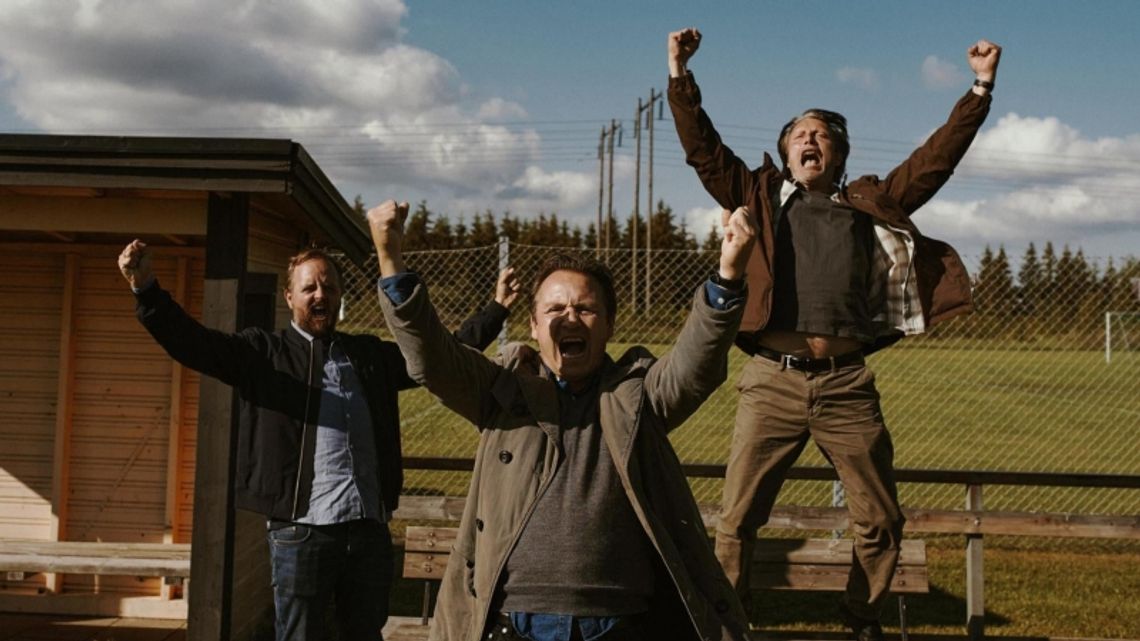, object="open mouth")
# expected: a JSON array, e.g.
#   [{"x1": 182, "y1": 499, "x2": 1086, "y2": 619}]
[
  {"x1": 558, "y1": 337, "x2": 587, "y2": 358},
  {"x1": 800, "y1": 150, "x2": 821, "y2": 169},
  {"x1": 310, "y1": 303, "x2": 330, "y2": 320}
]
